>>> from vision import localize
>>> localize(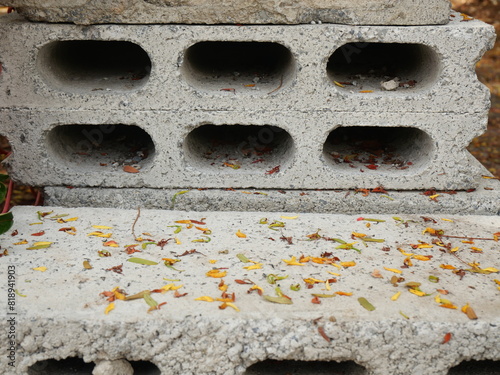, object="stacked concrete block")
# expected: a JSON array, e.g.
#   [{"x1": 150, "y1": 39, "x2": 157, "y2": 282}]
[
  {"x1": 0, "y1": 12, "x2": 496, "y2": 198},
  {"x1": 4, "y1": 0, "x2": 452, "y2": 25}
]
